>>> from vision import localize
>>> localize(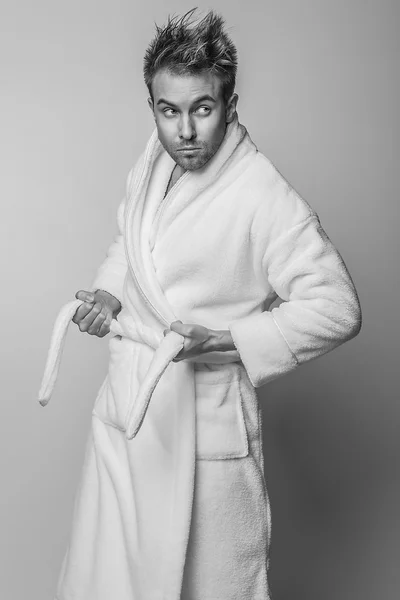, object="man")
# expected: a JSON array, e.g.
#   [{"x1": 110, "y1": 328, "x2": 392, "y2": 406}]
[{"x1": 42, "y1": 8, "x2": 362, "y2": 600}]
